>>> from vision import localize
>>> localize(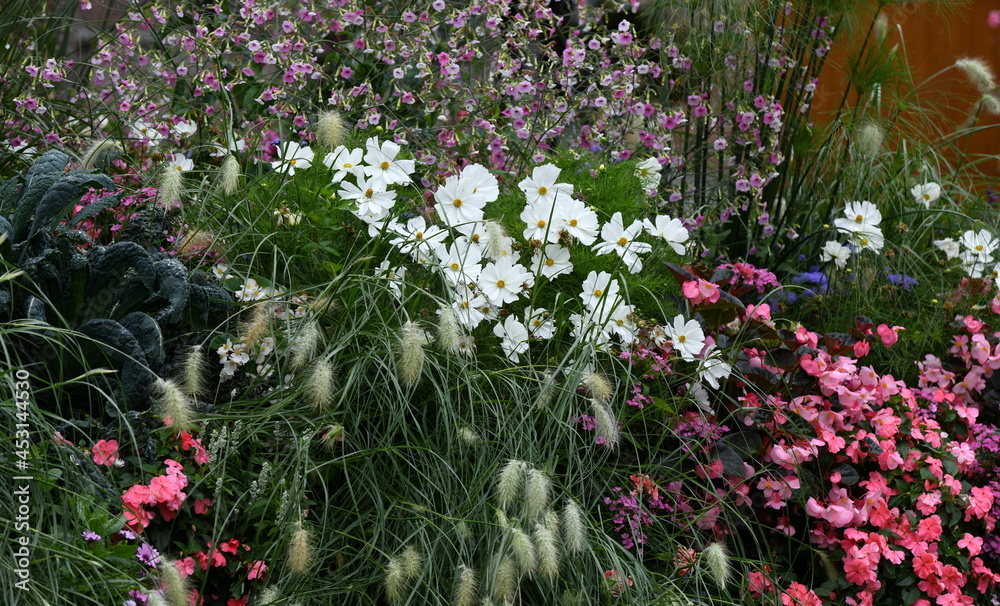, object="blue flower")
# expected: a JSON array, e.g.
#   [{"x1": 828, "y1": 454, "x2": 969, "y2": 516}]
[{"x1": 886, "y1": 273, "x2": 918, "y2": 291}]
